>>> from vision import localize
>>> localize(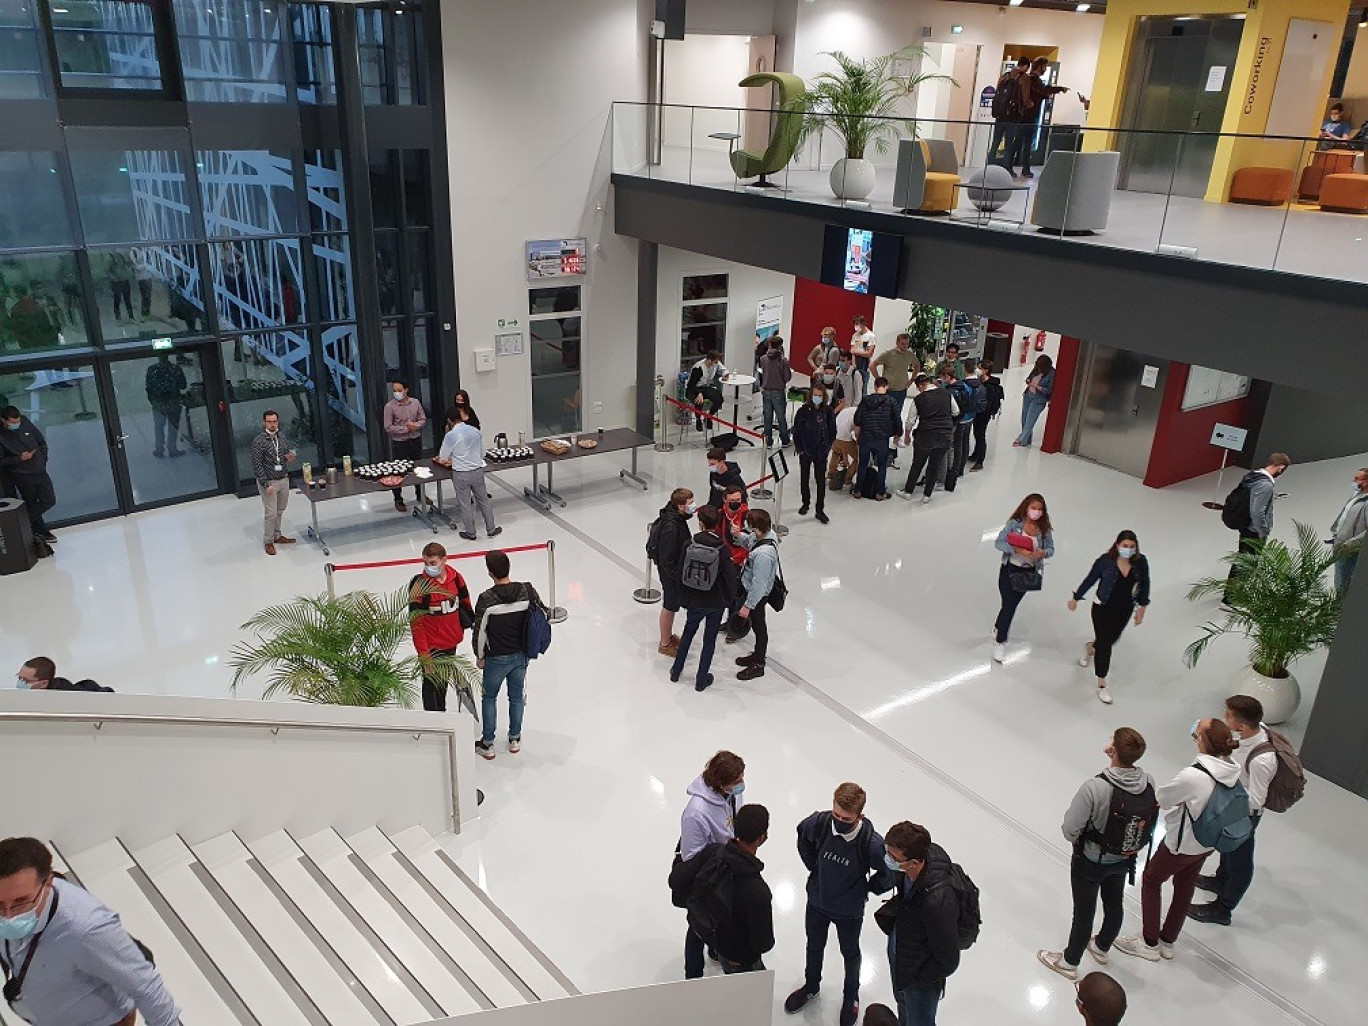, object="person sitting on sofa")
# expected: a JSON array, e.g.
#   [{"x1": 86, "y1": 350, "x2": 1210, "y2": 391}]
[{"x1": 1319, "y1": 103, "x2": 1354, "y2": 149}]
